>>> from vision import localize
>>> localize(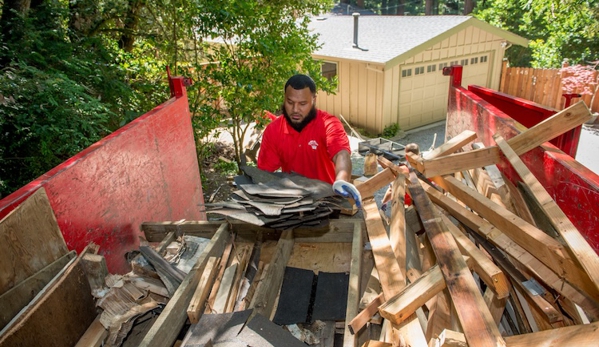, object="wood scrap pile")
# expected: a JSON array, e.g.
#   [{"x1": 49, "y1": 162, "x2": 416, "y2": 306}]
[
  {"x1": 350, "y1": 102, "x2": 599, "y2": 346},
  {"x1": 203, "y1": 165, "x2": 351, "y2": 229}
]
